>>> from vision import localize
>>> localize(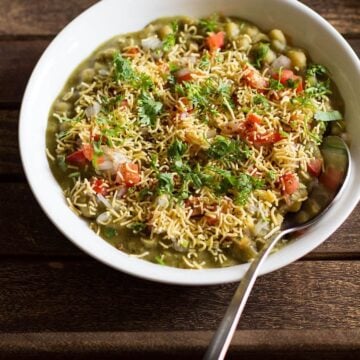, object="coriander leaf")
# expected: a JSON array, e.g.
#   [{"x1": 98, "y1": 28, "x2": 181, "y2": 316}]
[
  {"x1": 208, "y1": 136, "x2": 251, "y2": 163},
  {"x1": 139, "y1": 188, "x2": 153, "y2": 200},
  {"x1": 234, "y1": 188, "x2": 252, "y2": 206},
  {"x1": 113, "y1": 53, "x2": 136, "y2": 82},
  {"x1": 128, "y1": 222, "x2": 147, "y2": 234},
  {"x1": 306, "y1": 64, "x2": 328, "y2": 78},
  {"x1": 162, "y1": 33, "x2": 176, "y2": 52},
  {"x1": 168, "y1": 139, "x2": 188, "y2": 159},
  {"x1": 57, "y1": 156, "x2": 67, "y2": 172},
  {"x1": 199, "y1": 15, "x2": 219, "y2": 33},
  {"x1": 157, "y1": 173, "x2": 174, "y2": 194},
  {"x1": 314, "y1": 110, "x2": 343, "y2": 121},
  {"x1": 103, "y1": 227, "x2": 118, "y2": 238},
  {"x1": 252, "y1": 43, "x2": 270, "y2": 69},
  {"x1": 269, "y1": 78, "x2": 285, "y2": 91},
  {"x1": 253, "y1": 94, "x2": 270, "y2": 109},
  {"x1": 155, "y1": 256, "x2": 166, "y2": 265},
  {"x1": 199, "y1": 53, "x2": 211, "y2": 70},
  {"x1": 138, "y1": 92, "x2": 163, "y2": 127},
  {"x1": 136, "y1": 73, "x2": 154, "y2": 91}
]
